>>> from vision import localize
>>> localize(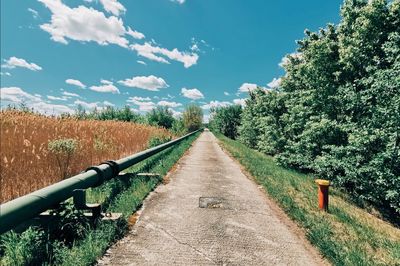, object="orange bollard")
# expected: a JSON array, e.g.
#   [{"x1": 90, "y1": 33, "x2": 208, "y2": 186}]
[{"x1": 315, "y1": 179, "x2": 330, "y2": 212}]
